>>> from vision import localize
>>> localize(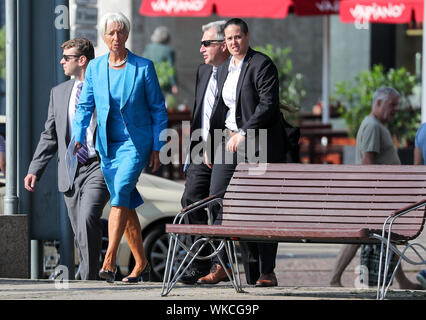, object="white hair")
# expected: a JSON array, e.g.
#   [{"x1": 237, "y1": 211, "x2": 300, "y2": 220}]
[
  {"x1": 202, "y1": 20, "x2": 226, "y2": 40},
  {"x1": 99, "y1": 12, "x2": 131, "y2": 35},
  {"x1": 372, "y1": 87, "x2": 400, "y2": 109}
]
